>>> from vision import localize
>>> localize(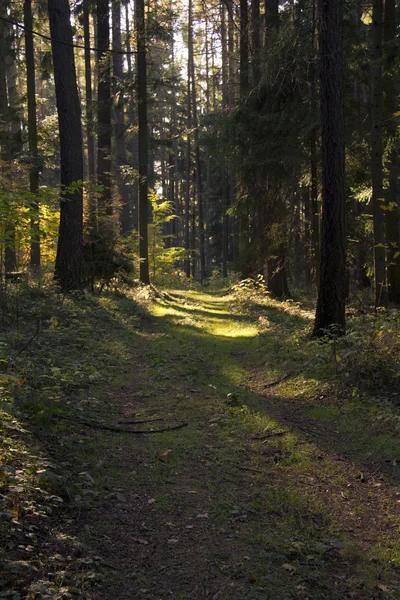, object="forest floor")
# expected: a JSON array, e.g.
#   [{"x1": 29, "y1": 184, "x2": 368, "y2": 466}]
[{"x1": 2, "y1": 286, "x2": 400, "y2": 599}]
